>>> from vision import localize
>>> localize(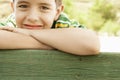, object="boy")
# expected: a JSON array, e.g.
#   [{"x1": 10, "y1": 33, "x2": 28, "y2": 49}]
[{"x1": 0, "y1": 0, "x2": 100, "y2": 55}]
